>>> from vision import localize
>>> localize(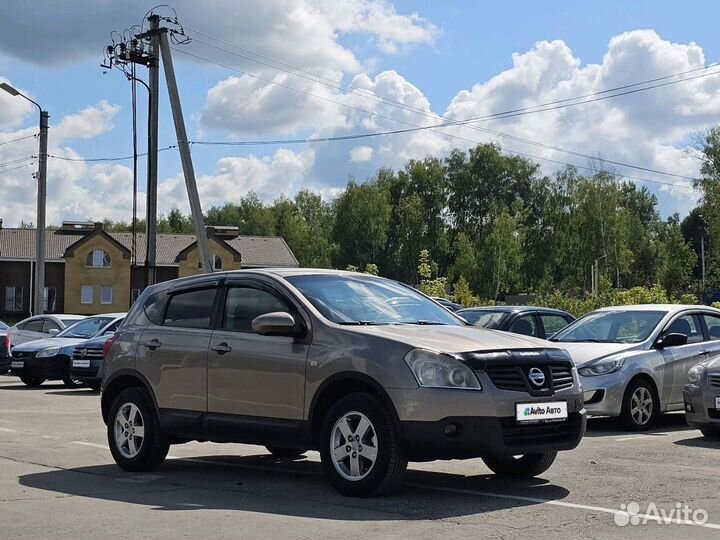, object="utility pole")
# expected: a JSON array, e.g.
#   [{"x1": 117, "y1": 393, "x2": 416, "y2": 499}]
[
  {"x1": 0, "y1": 82, "x2": 48, "y2": 314},
  {"x1": 158, "y1": 30, "x2": 213, "y2": 272},
  {"x1": 35, "y1": 110, "x2": 48, "y2": 313},
  {"x1": 146, "y1": 14, "x2": 160, "y2": 286},
  {"x1": 103, "y1": 11, "x2": 213, "y2": 279}
]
